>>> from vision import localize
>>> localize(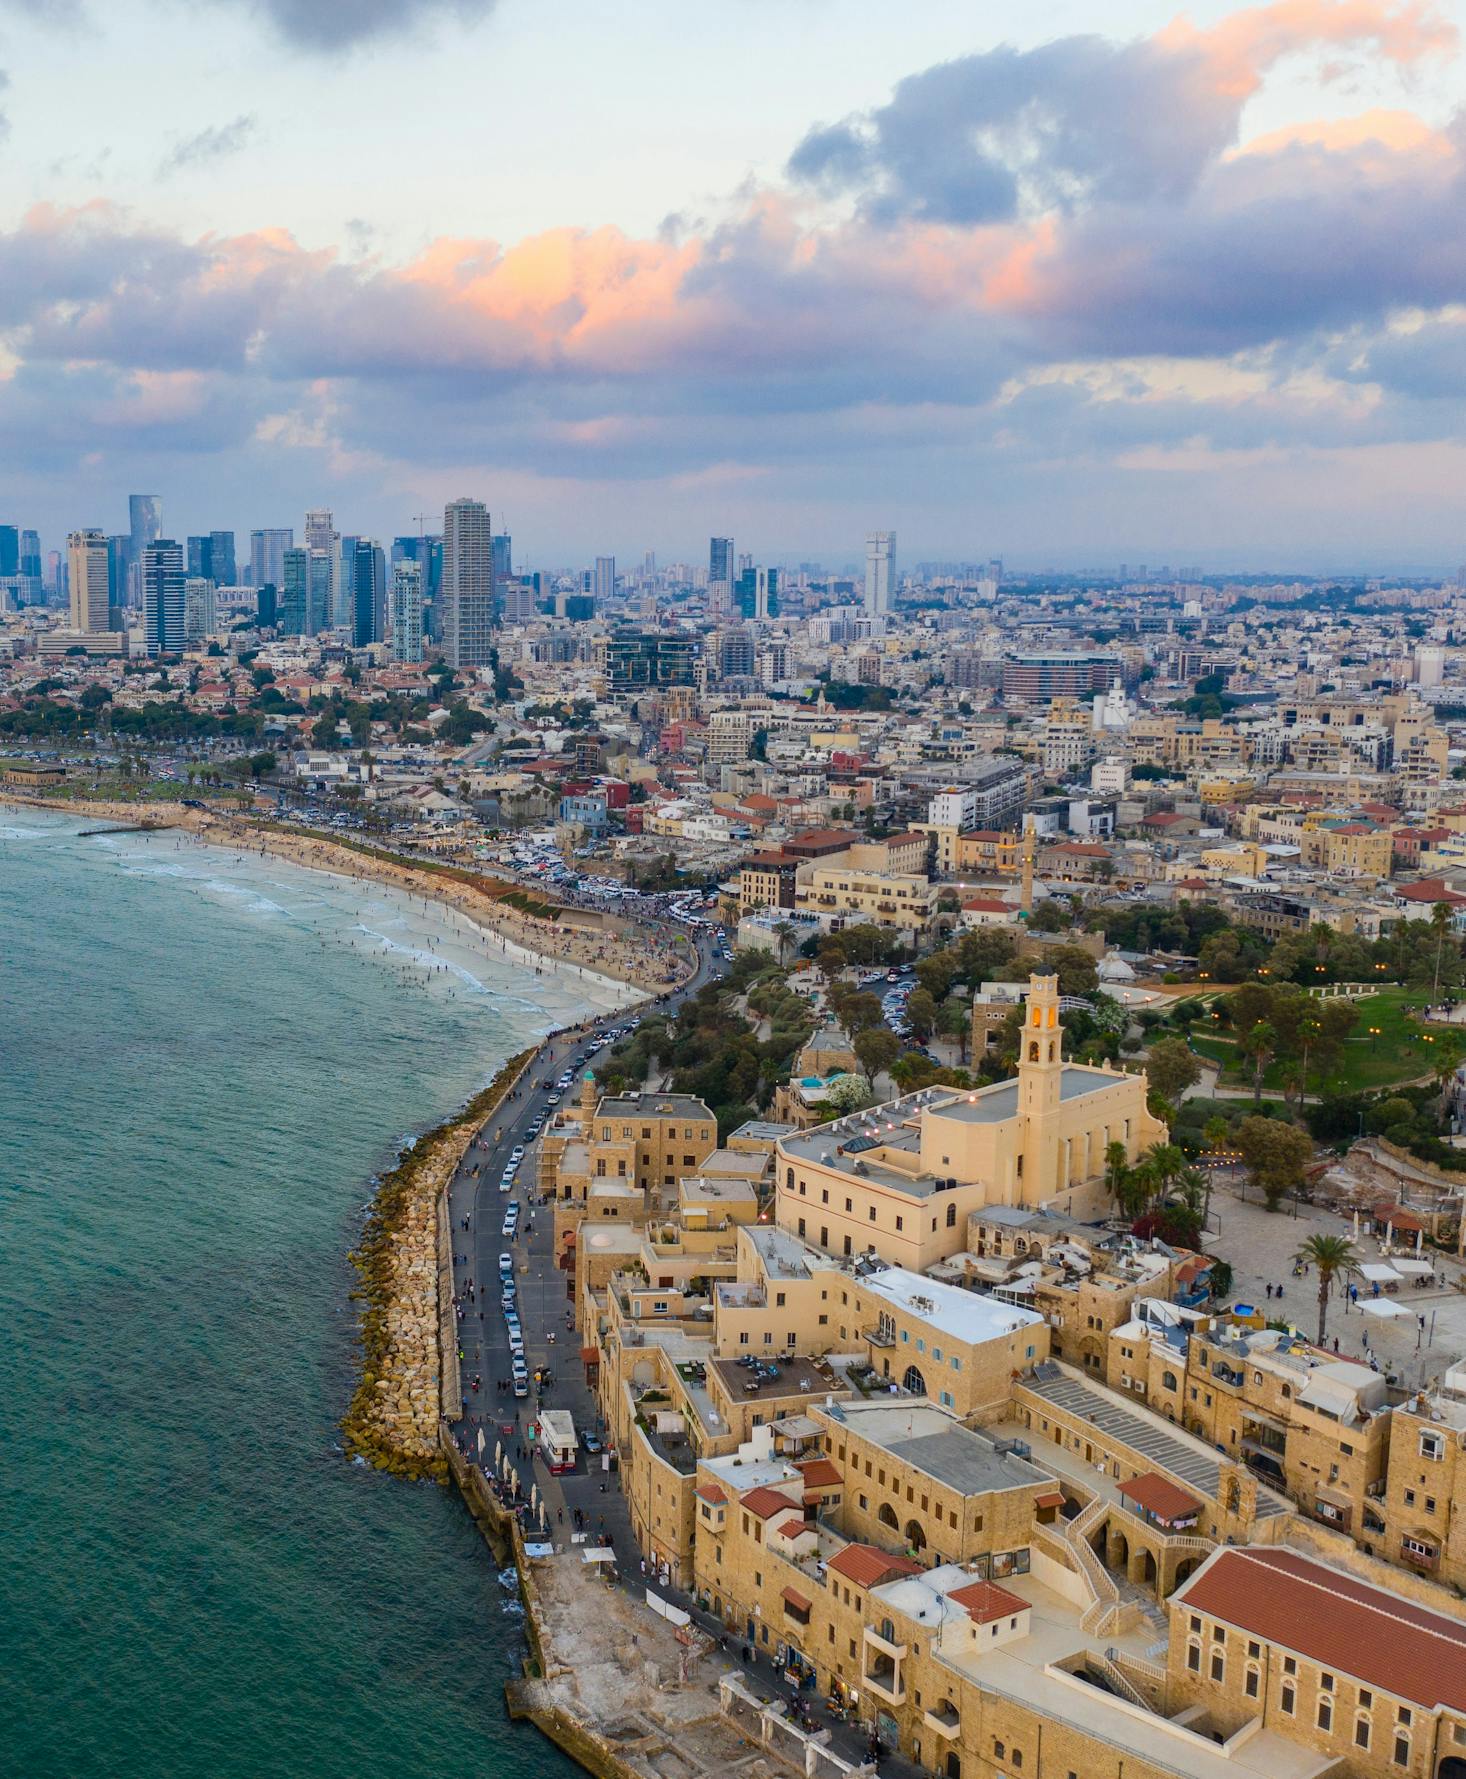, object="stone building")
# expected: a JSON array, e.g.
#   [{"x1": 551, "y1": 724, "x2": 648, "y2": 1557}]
[{"x1": 775, "y1": 975, "x2": 1166, "y2": 1268}]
